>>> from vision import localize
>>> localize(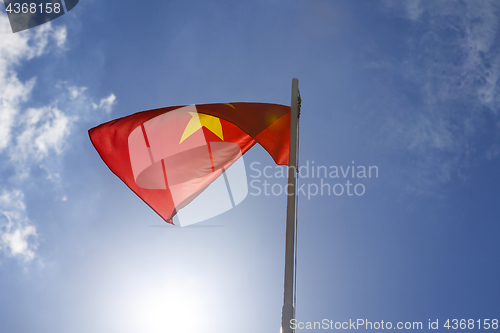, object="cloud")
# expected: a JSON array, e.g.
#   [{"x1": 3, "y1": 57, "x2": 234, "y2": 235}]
[
  {"x1": 0, "y1": 75, "x2": 35, "y2": 151},
  {"x1": 0, "y1": 12, "x2": 67, "y2": 152},
  {"x1": 53, "y1": 25, "x2": 67, "y2": 49},
  {"x1": 0, "y1": 12, "x2": 117, "y2": 263},
  {"x1": 94, "y1": 93, "x2": 117, "y2": 114},
  {"x1": 10, "y1": 104, "x2": 76, "y2": 164},
  {"x1": 381, "y1": 1, "x2": 500, "y2": 113},
  {"x1": 0, "y1": 189, "x2": 37, "y2": 262},
  {"x1": 381, "y1": 0, "x2": 423, "y2": 21},
  {"x1": 0, "y1": 13, "x2": 68, "y2": 263},
  {"x1": 375, "y1": 0, "x2": 500, "y2": 194},
  {"x1": 68, "y1": 85, "x2": 88, "y2": 100}
]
